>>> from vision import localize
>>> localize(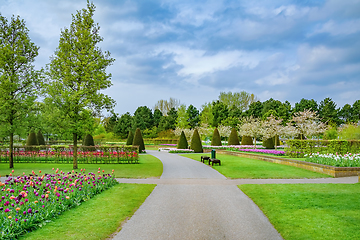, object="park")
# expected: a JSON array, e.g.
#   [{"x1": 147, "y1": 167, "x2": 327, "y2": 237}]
[{"x1": 1, "y1": 1, "x2": 360, "y2": 240}]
